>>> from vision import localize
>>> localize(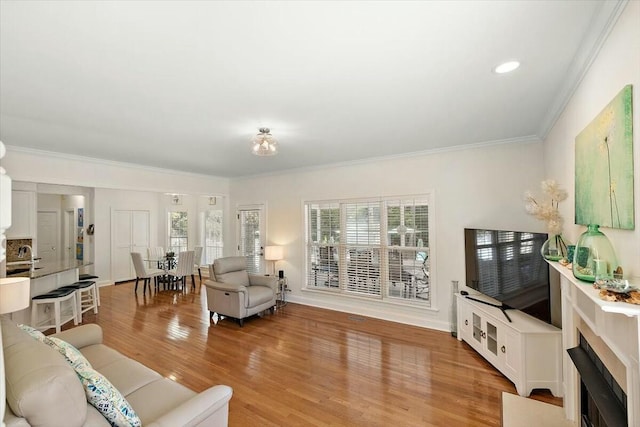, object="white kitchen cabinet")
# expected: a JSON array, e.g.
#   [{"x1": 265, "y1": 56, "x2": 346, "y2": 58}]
[
  {"x1": 6, "y1": 190, "x2": 36, "y2": 239},
  {"x1": 456, "y1": 293, "x2": 562, "y2": 397}
]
